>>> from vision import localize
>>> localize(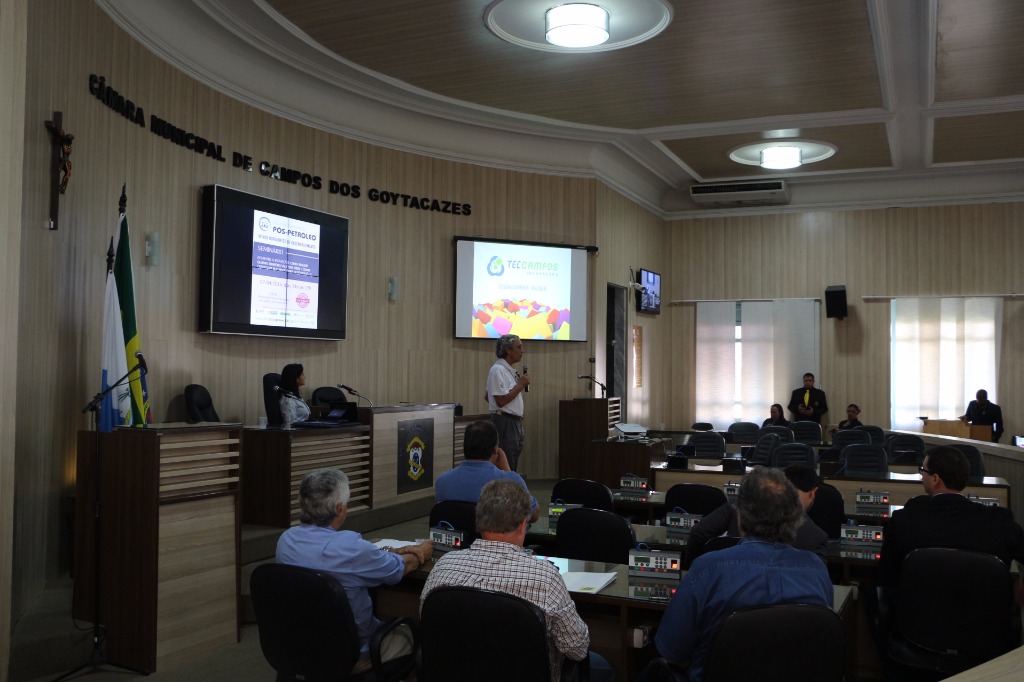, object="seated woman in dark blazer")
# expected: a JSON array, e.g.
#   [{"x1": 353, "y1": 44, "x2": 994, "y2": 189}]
[
  {"x1": 837, "y1": 404, "x2": 863, "y2": 430},
  {"x1": 279, "y1": 363, "x2": 311, "y2": 426},
  {"x1": 762, "y1": 403, "x2": 789, "y2": 428}
]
